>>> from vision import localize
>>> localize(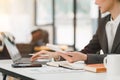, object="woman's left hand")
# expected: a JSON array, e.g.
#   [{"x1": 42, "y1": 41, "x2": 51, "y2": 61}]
[{"x1": 57, "y1": 51, "x2": 87, "y2": 63}]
